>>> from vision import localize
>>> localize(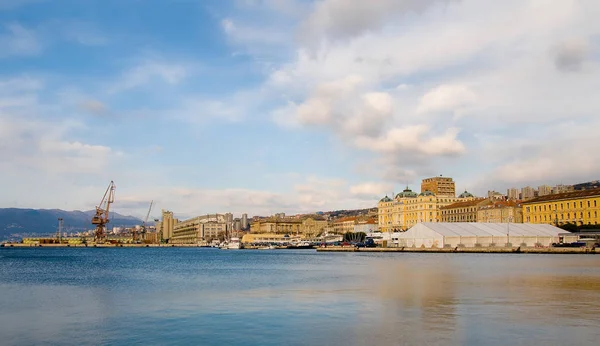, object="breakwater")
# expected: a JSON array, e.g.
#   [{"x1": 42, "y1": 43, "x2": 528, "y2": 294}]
[{"x1": 316, "y1": 246, "x2": 599, "y2": 254}]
